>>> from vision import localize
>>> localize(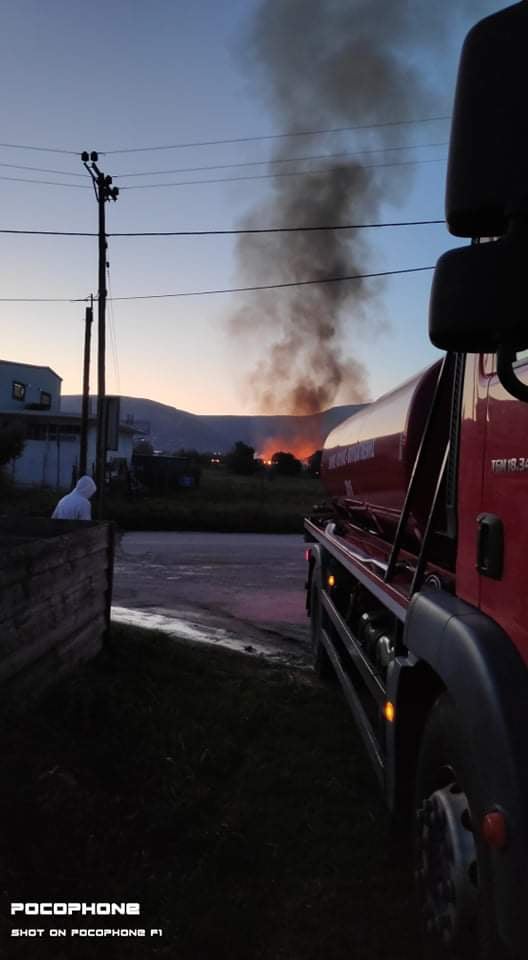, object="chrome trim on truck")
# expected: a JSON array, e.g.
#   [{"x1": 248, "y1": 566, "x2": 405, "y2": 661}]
[{"x1": 305, "y1": 518, "x2": 407, "y2": 622}]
